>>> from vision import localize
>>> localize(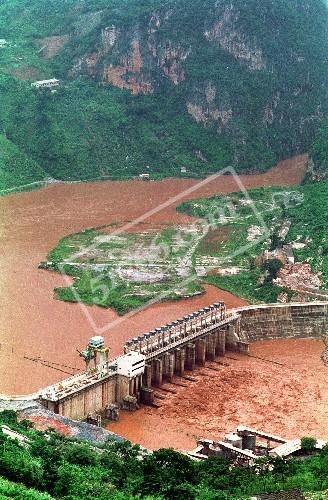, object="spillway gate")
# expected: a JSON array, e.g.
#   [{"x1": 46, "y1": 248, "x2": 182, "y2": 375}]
[{"x1": 39, "y1": 301, "x2": 247, "y2": 420}]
